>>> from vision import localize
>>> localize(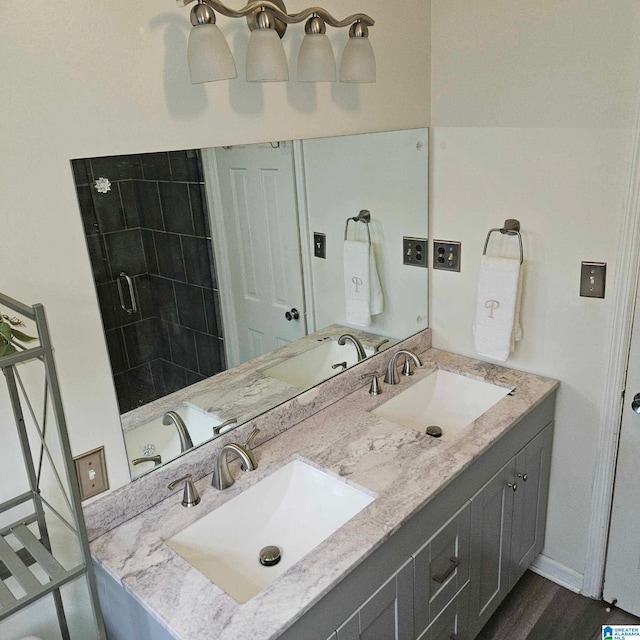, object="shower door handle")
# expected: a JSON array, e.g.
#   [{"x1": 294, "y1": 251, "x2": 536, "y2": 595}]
[{"x1": 117, "y1": 272, "x2": 138, "y2": 315}]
